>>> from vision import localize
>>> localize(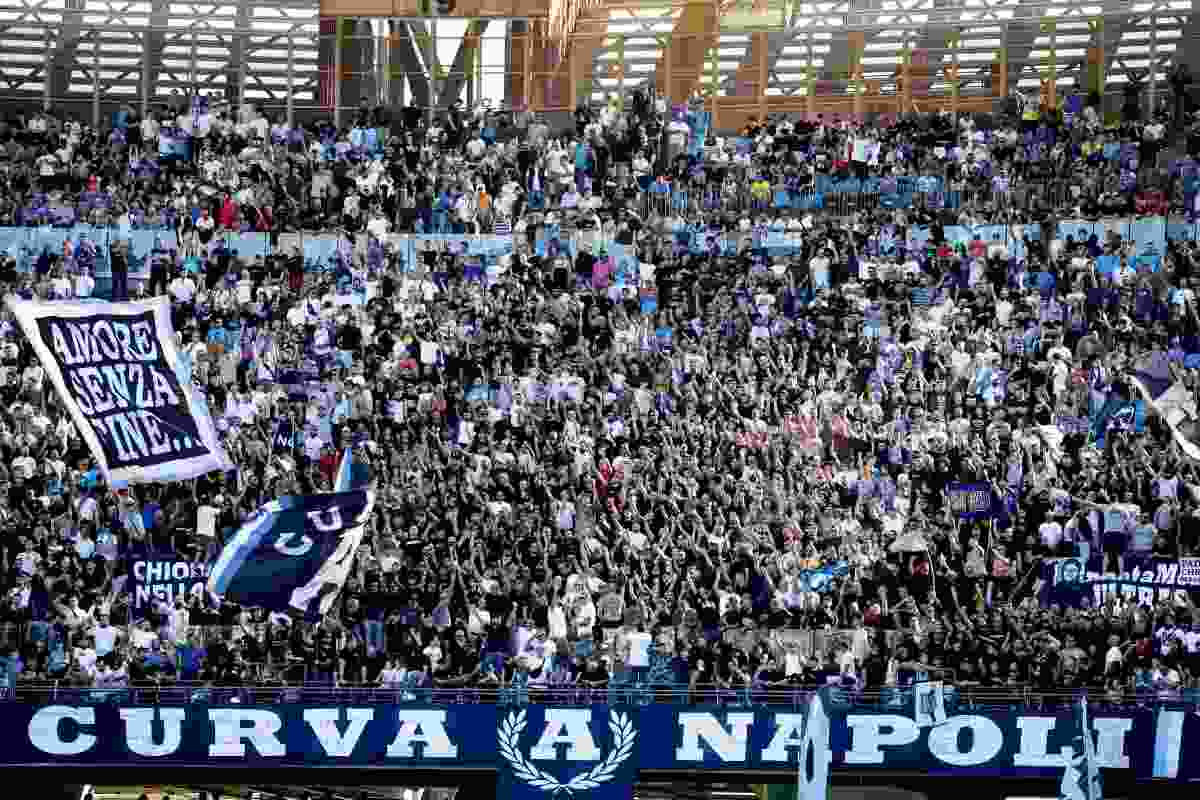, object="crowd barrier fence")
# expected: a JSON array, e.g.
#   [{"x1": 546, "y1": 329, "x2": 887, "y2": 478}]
[
  {"x1": 3, "y1": 212, "x2": 1199, "y2": 299},
  {"x1": 10, "y1": 681, "x2": 1199, "y2": 711}
]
